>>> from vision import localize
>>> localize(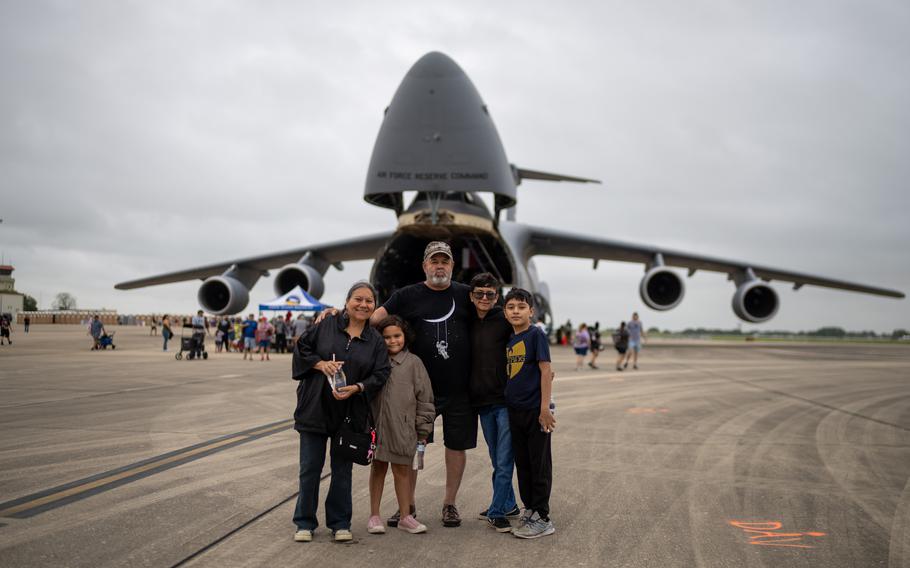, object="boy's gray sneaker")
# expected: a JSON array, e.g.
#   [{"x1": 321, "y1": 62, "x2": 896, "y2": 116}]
[{"x1": 513, "y1": 514, "x2": 555, "y2": 539}]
